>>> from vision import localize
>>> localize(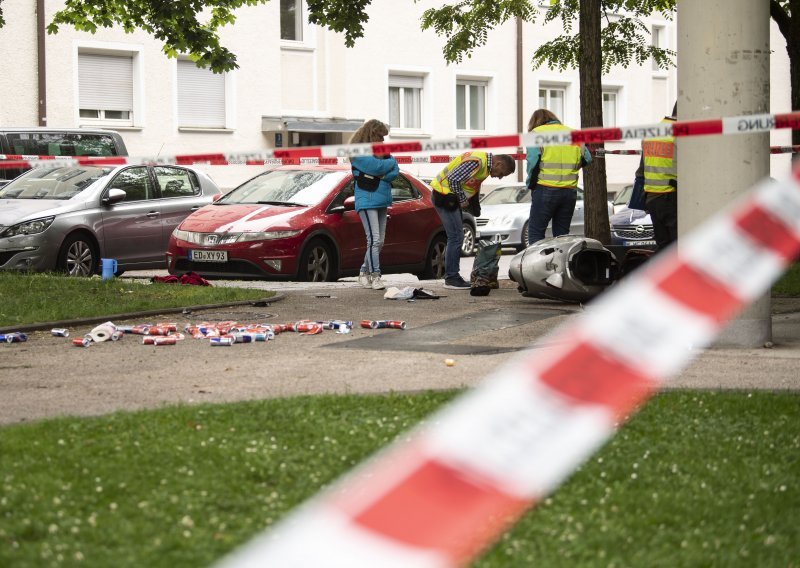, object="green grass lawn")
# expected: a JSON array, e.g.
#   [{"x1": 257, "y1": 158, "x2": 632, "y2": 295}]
[
  {"x1": 0, "y1": 273, "x2": 273, "y2": 327},
  {"x1": 1, "y1": 390, "x2": 797, "y2": 567},
  {"x1": 772, "y1": 261, "x2": 800, "y2": 296}
]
